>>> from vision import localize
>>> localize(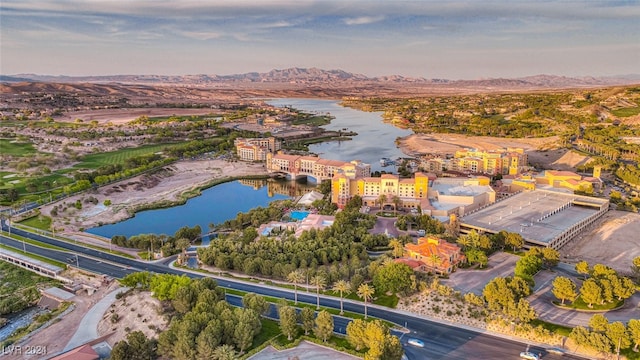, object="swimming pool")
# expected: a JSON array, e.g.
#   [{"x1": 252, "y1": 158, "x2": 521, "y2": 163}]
[{"x1": 290, "y1": 210, "x2": 310, "y2": 221}]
